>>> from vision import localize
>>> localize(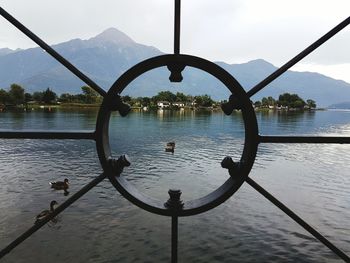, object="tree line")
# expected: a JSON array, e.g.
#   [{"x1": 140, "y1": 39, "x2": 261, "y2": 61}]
[
  {"x1": 0, "y1": 83, "x2": 316, "y2": 110},
  {"x1": 0, "y1": 84, "x2": 102, "y2": 106},
  {"x1": 0, "y1": 84, "x2": 216, "y2": 108},
  {"x1": 122, "y1": 91, "x2": 216, "y2": 108},
  {"x1": 253, "y1": 93, "x2": 316, "y2": 109}
]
